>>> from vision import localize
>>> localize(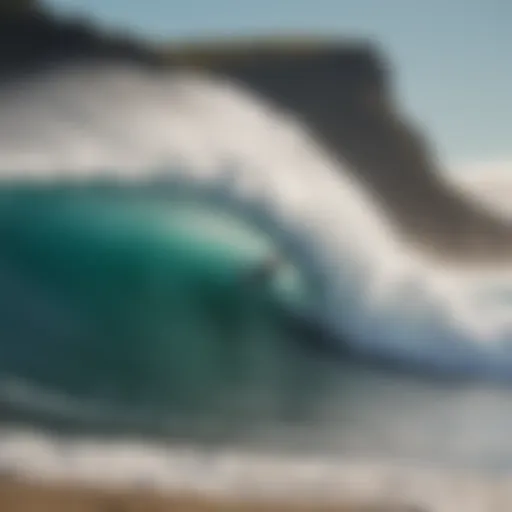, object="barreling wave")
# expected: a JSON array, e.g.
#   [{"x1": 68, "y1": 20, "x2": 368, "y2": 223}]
[{"x1": 0, "y1": 61, "x2": 512, "y2": 382}]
